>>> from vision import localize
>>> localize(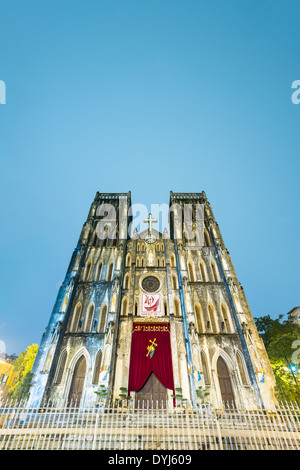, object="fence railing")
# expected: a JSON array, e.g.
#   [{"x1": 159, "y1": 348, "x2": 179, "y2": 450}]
[{"x1": 0, "y1": 399, "x2": 300, "y2": 450}]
